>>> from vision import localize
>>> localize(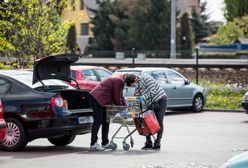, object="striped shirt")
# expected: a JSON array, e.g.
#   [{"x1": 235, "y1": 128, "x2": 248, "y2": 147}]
[{"x1": 137, "y1": 75, "x2": 167, "y2": 106}]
